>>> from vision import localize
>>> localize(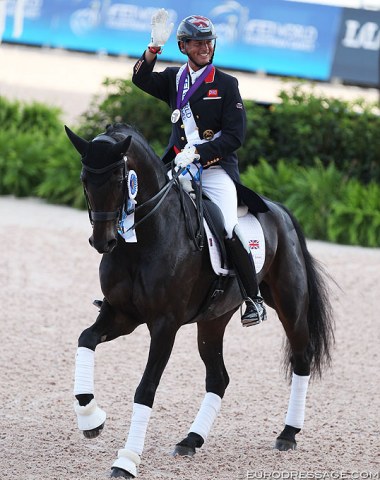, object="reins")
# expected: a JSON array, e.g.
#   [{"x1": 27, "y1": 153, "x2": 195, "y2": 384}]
[{"x1": 124, "y1": 166, "x2": 185, "y2": 232}]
